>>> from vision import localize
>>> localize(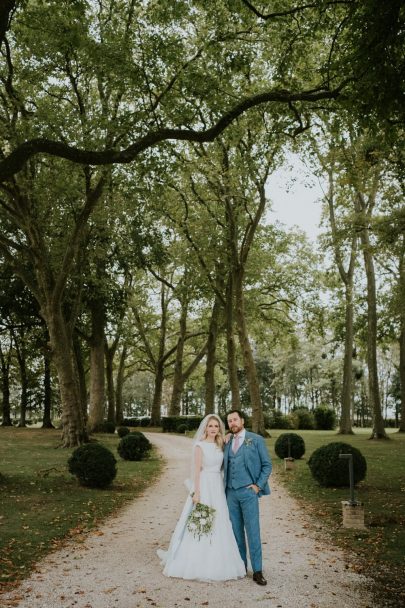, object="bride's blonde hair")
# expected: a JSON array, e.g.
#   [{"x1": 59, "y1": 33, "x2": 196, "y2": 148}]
[{"x1": 202, "y1": 415, "x2": 225, "y2": 449}]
